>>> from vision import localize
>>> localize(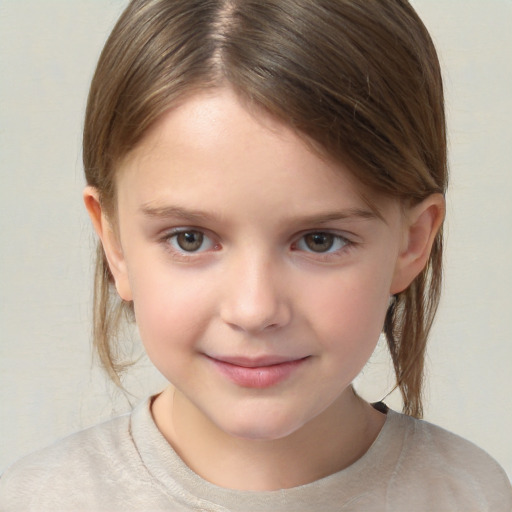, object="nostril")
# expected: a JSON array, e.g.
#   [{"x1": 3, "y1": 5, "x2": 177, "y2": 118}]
[
  {"x1": 220, "y1": 299, "x2": 291, "y2": 333},
  {"x1": 219, "y1": 262, "x2": 292, "y2": 333}
]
